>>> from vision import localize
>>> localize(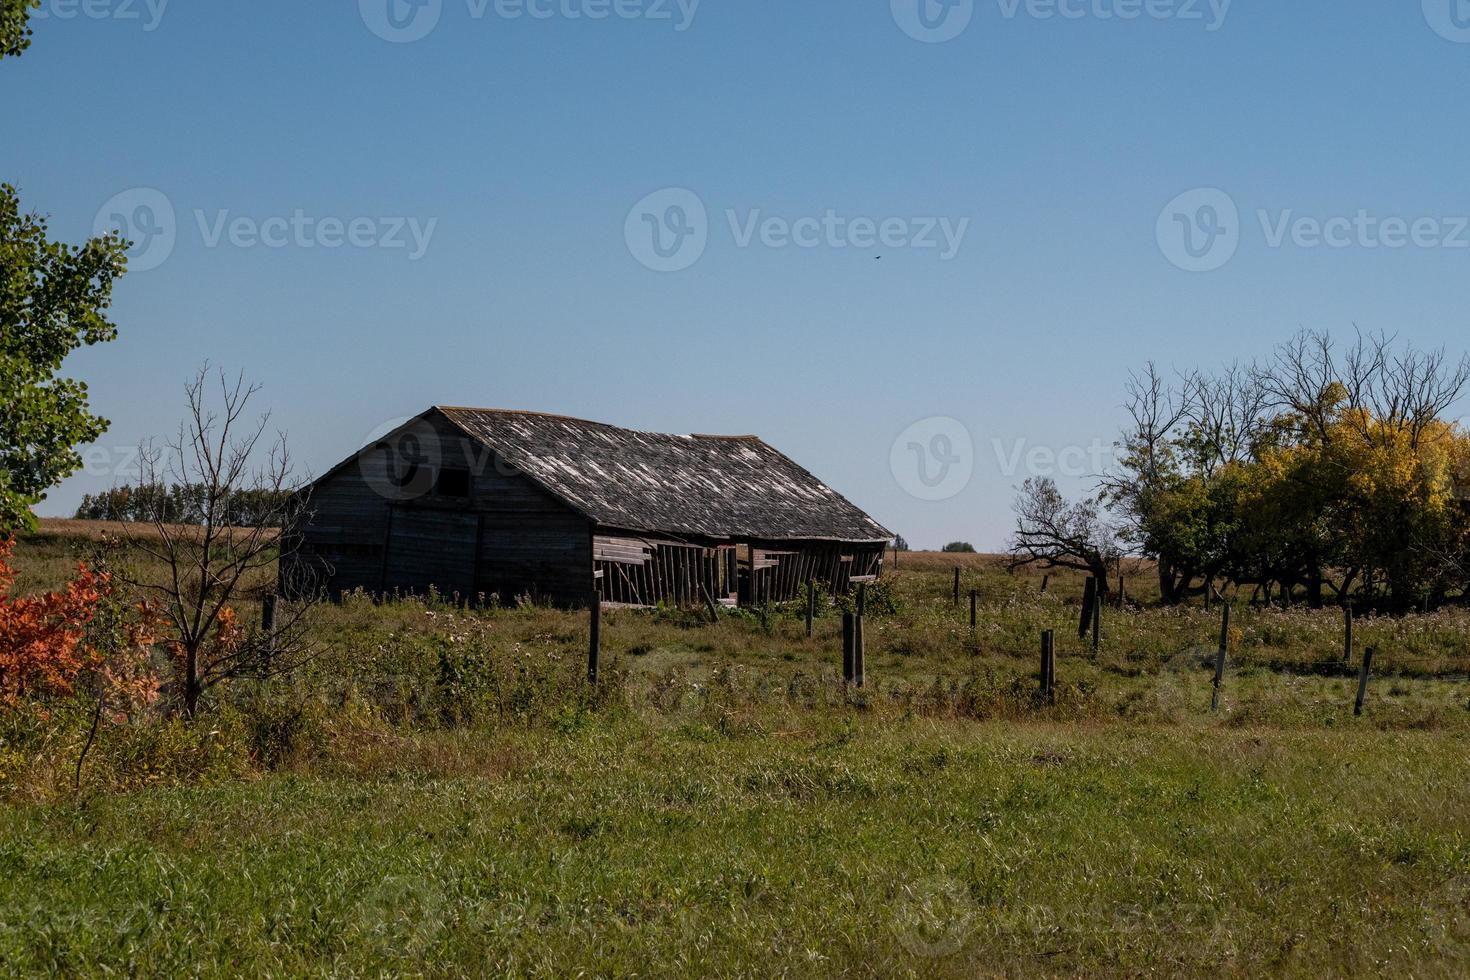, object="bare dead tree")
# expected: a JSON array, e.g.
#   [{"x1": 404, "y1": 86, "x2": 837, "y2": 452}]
[
  {"x1": 1184, "y1": 363, "x2": 1272, "y2": 474},
  {"x1": 1255, "y1": 331, "x2": 1343, "y2": 446},
  {"x1": 1258, "y1": 329, "x2": 1470, "y2": 451},
  {"x1": 1009, "y1": 477, "x2": 1121, "y2": 588},
  {"x1": 123, "y1": 367, "x2": 321, "y2": 717}
]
